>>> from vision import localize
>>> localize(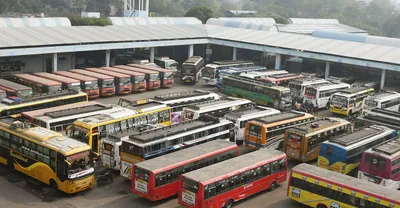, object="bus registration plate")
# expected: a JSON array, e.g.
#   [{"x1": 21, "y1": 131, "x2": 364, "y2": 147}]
[
  {"x1": 135, "y1": 179, "x2": 148, "y2": 194},
  {"x1": 182, "y1": 190, "x2": 196, "y2": 205}
]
